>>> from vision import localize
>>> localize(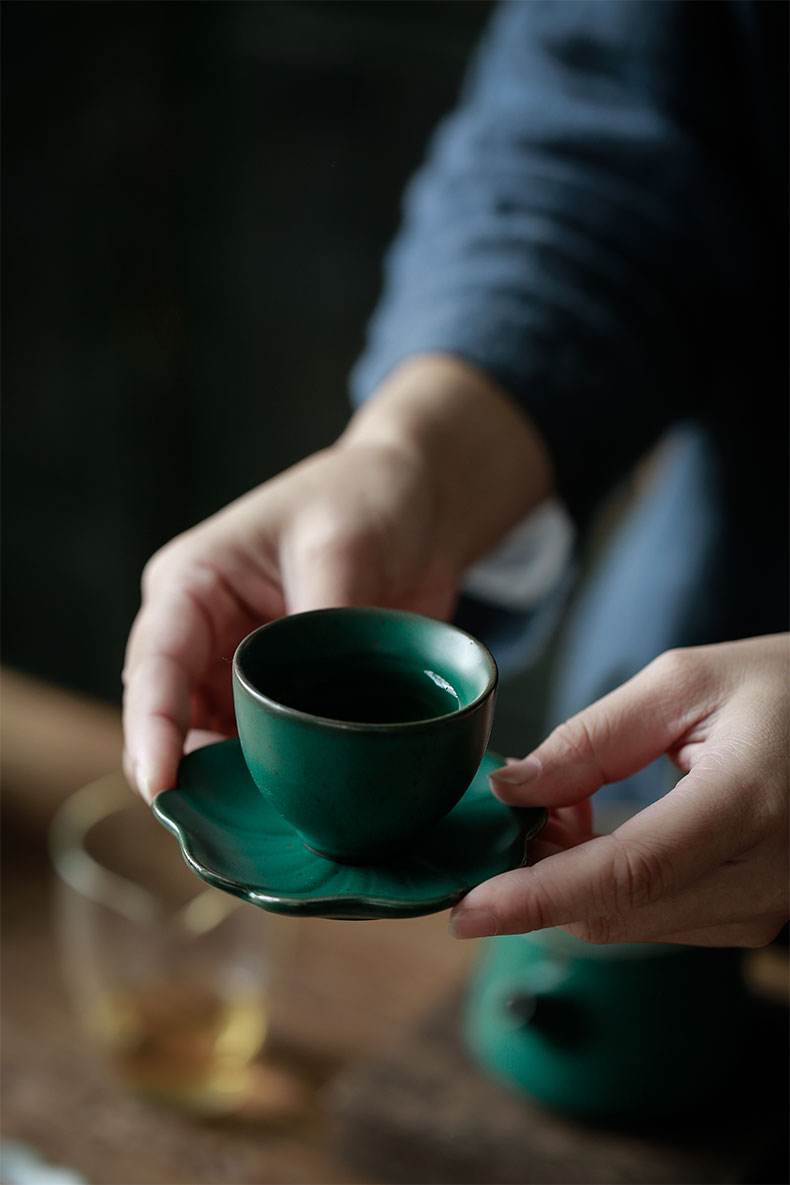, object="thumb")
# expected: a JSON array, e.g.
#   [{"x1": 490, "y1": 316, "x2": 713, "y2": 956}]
[
  {"x1": 280, "y1": 515, "x2": 385, "y2": 614},
  {"x1": 489, "y1": 650, "x2": 702, "y2": 808}
]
